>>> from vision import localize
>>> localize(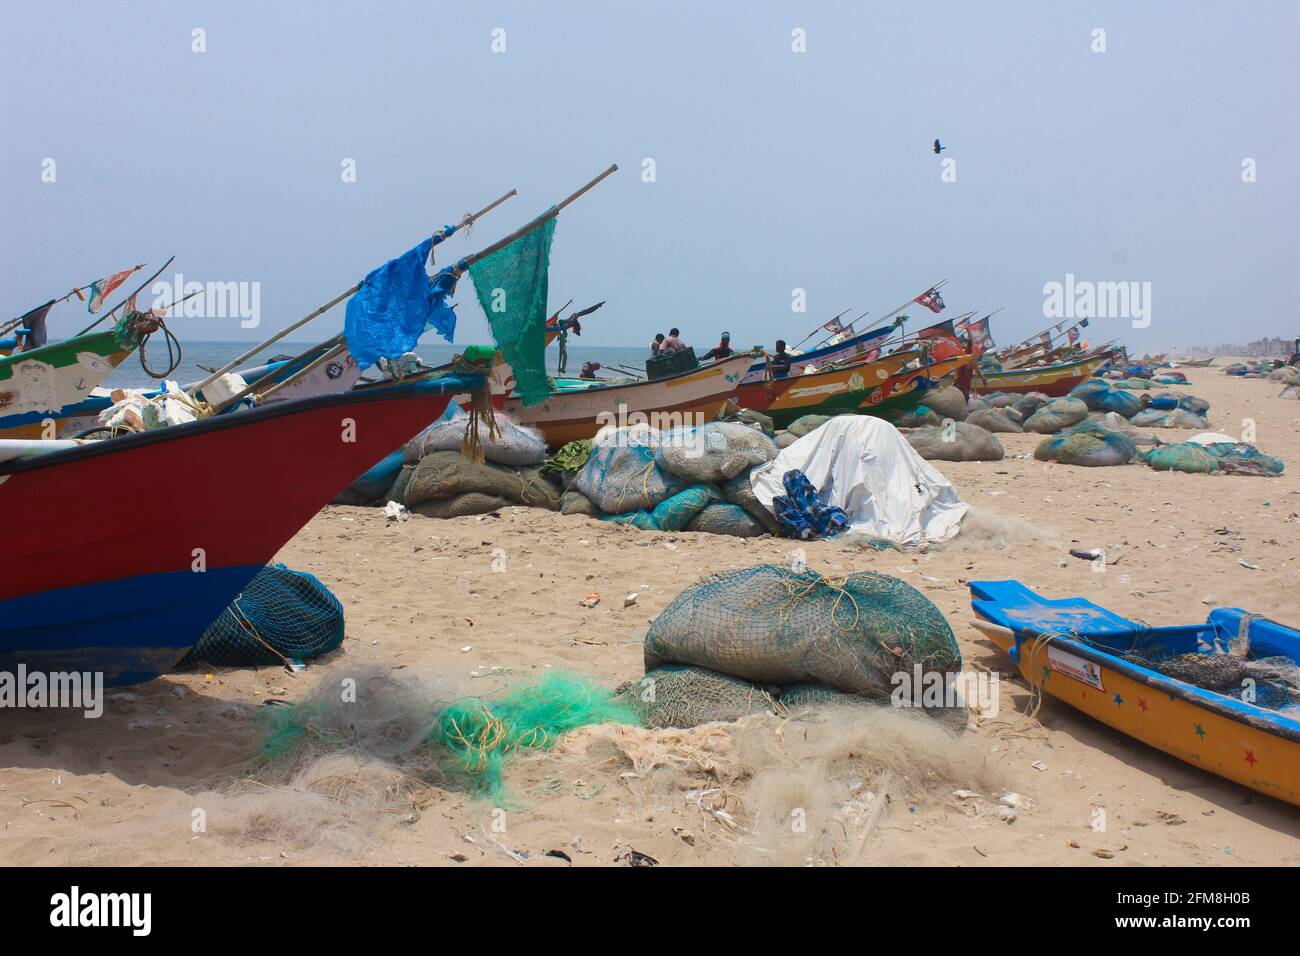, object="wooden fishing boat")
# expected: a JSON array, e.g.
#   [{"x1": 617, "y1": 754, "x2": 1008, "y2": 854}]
[
  {"x1": 498, "y1": 350, "x2": 754, "y2": 448},
  {"x1": 0, "y1": 374, "x2": 480, "y2": 686},
  {"x1": 0, "y1": 316, "x2": 151, "y2": 440},
  {"x1": 970, "y1": 580, "x2": 1300, "y2": 807},
  {"x1": 738, "y1": 325, "x2": 894, "y2": 383},
  {"x1": 735, "y1": 352, "x2": 971, "y2": 429},
  {"x1": 972, "y1": 352, "x2": 1112, "y2": 396}
]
